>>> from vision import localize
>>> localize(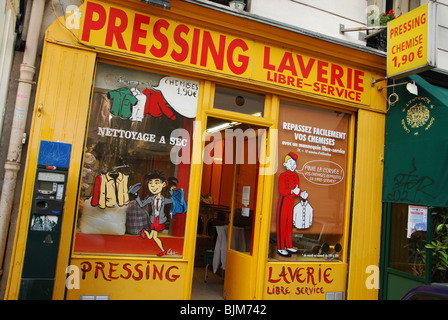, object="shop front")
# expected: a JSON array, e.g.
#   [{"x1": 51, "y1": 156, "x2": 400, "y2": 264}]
[
  {"x1": 380, "y1": 74, "x2": 448, "y2": 299},
  {"x1": 5, "y1": 0, "x2": 387, "y2": 300}
]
